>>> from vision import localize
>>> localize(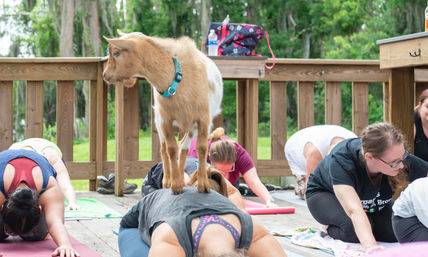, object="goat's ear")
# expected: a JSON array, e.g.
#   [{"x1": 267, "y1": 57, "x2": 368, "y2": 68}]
[
  {"x1": 117, "y1": 29, "x2": 126, "y2": 36},
  {"x1": 104, "y1": 37, "x2": 134, "y2": 51}
]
